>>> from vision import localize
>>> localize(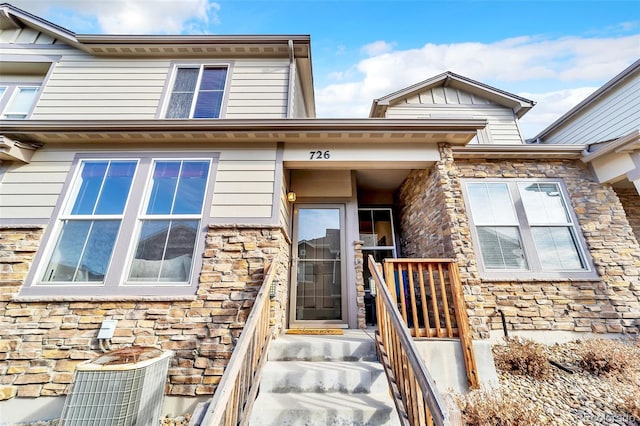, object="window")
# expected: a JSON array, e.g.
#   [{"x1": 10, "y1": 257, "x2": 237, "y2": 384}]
[
  {"x1": 358, "y1": 207, "x2": 397, "y2": 293},
  {"x1": 0, "y1": 85, "x2": 40, "y2": 119},
  {"x1": 23, "y1": 153, "x2": 218, "y2": 297},
  {"x1": 165, "y1": 65, "x2": 227, "y2": 119},
  {"x1": 464, "y1": 180, "x2": 595, "y2": 279}
]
